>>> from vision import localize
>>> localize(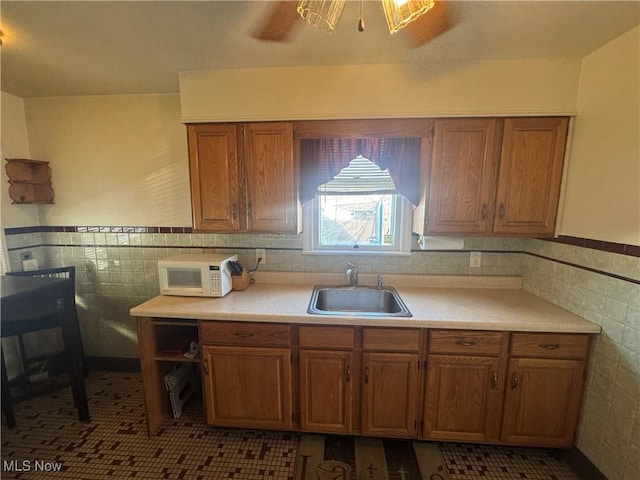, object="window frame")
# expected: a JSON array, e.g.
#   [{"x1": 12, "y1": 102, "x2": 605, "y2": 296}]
[{"x1": 302, "y1": 193, "x2": 412, "y2": 256}]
